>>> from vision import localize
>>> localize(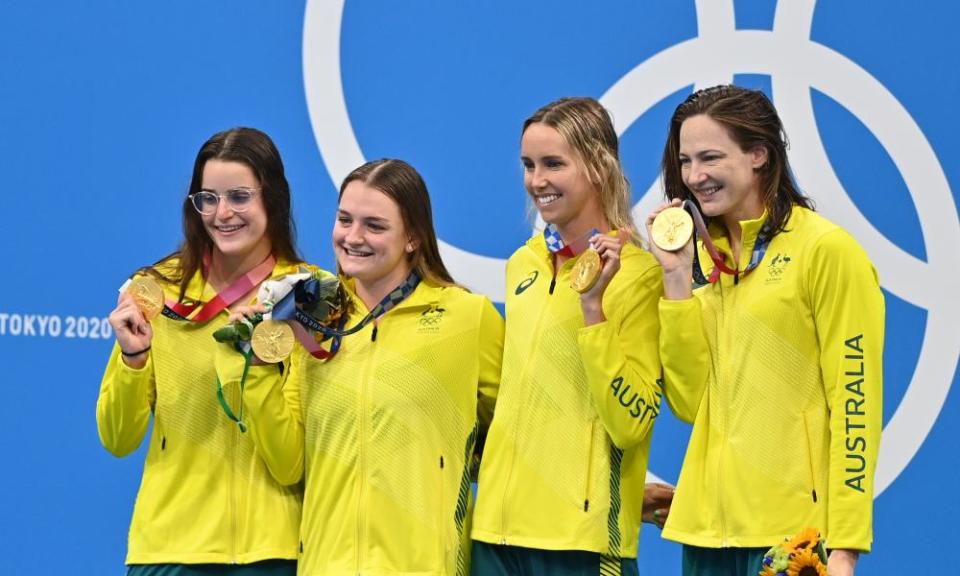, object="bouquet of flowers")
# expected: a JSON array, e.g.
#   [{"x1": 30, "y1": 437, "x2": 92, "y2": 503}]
[
  {"x1": 213, "y1": 267, "x2": 346, "y2": 361},
  {"x1": 759, "y1": 527, "x2": 829, "y2": 576}
]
